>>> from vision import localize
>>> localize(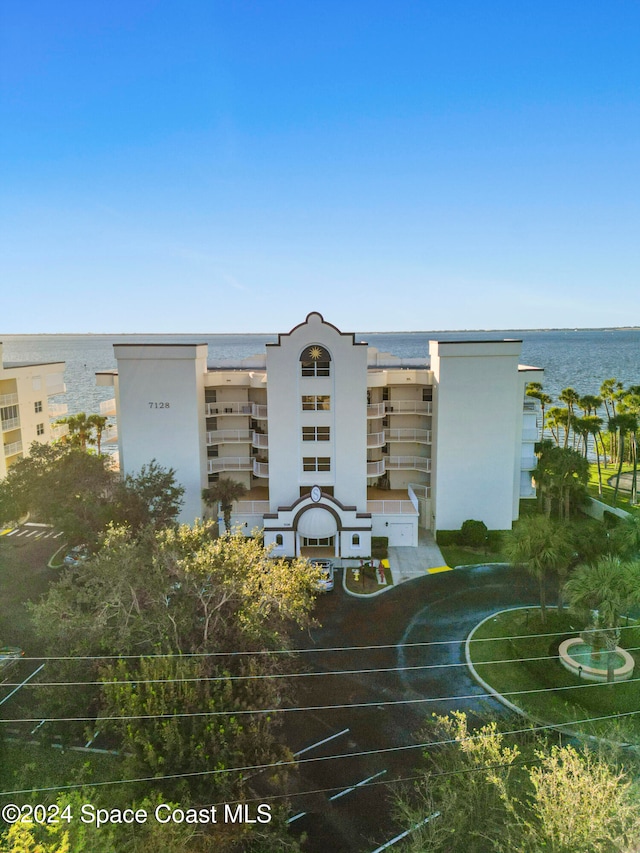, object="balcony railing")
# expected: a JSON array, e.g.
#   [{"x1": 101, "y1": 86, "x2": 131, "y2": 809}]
[
  {"x1": 48, "y1": 403, "x2": 68, "y2": 418},
  {"x1": 522, "y1": 428, "x2": 538, "y2": 442},
  {"x1": 252, "y1": 432, "x2": 269, "y2": 449},
  {"x1": 386, "y1": 428, "x2": 431, "y2": 443},
  {"x1": 207, "y1": 457, "x2": 252, "y2": 473},
  {"x1": 50, "y1": 423, "x2": 69, "y2": 441},
  {"x1": 1, "y1": 416, "x2": 20, "y2": 432},
  {"x1": 3, "y1": 440, "x2": 23, "y2": 457},
  {"x1": 253, "y1": 459, "x2": 269, "y2": 478},
  {"x1": 103, "y1": 425, "x2": 118, "y2": 443},
  {"x1": 367, "y1": 460, "x2": 386, "y2": 477},
  {"x1": 367, "y1": 431, "x2": 385, "y2": 448},
  {"x1": 366, "y1": 500, "x2": 418, "y2": 514},
  {"x1": 366, "y1": 403, "x2": 386, "y2": 419},
  {"x1": 205, "y1": 401, "x2": 268, "y2": 419},
  {"x1": 0, "y1": 393, "x2": 19, "y2": 408},
  {"x1": 234, "y1": 500, "x2": 270, "y2": 514},
  {"x1": 386, "y1": 455, "x2": 431, "y2": 472},
  {"x1": 386, "y1": 400, "x2": 432, "y2": 414},
  {"x1": 207, "y1": 429, "x2": 252, "y2": 445},
  {"x1": 521, "y1": 455, "x2": 537, "y2": 471},
  {"x1": 100, "y1": 398, "x2": 117, "y2": 416}
]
